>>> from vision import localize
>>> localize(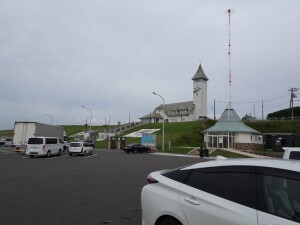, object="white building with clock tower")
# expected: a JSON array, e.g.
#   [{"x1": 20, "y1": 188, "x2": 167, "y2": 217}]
[{"x1": 139, "y1": 64, "x2": 209, "y2": 123}]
